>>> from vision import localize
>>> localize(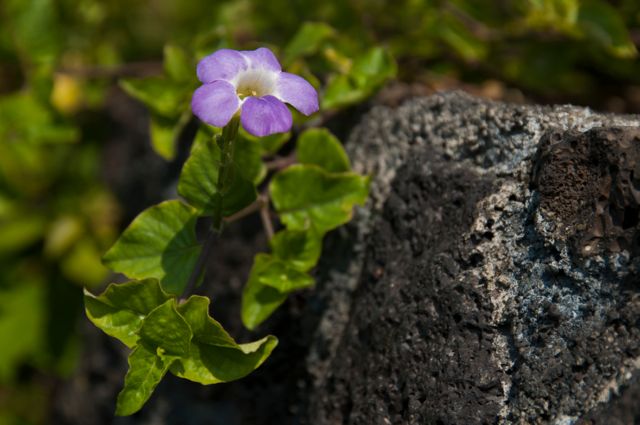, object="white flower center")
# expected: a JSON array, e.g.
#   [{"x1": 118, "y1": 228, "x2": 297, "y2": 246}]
[{"x1": 233, "y1": 69, "x2": 277, "y2": 99}]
